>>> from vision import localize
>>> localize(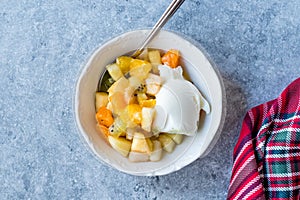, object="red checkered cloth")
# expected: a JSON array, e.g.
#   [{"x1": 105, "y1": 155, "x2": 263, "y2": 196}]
[{"x1": 227, "y1": 78, "x2": 300, "y2": 200}]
